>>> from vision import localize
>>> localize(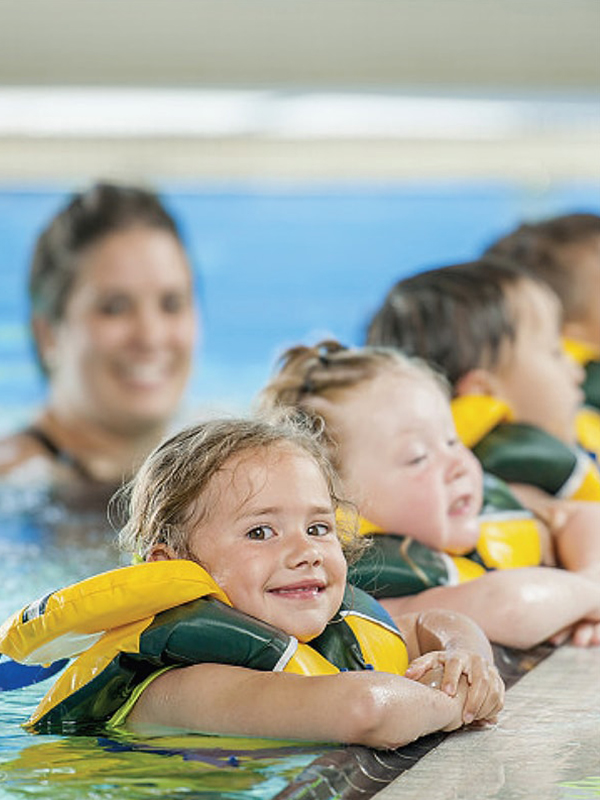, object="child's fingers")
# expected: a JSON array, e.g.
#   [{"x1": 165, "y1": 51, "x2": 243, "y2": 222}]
[
  {"x1": 404, "y1": 652, "x2": 441, "y2": 681},
  {"x1": 462, "y1": 662, "x2": 504, "y2": 724},
  {"x1": 440, "y1": 656, "x2": 468, "y2": 696},
  {"x1": 591, "y1": 622, "x2": 600, "y2": 646},
  {"x1": 571, "y1": 621, "x2": 597, "y2": 647},
  {"x1": 548, "y1": 626, "x2": 572, "y2": 647},
  {"x1": 461, "y1": 680, "x2": 486, "y2": 724},
  {"x1": 481, "y1": 672, "x2": 505, "y2": 721}
]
